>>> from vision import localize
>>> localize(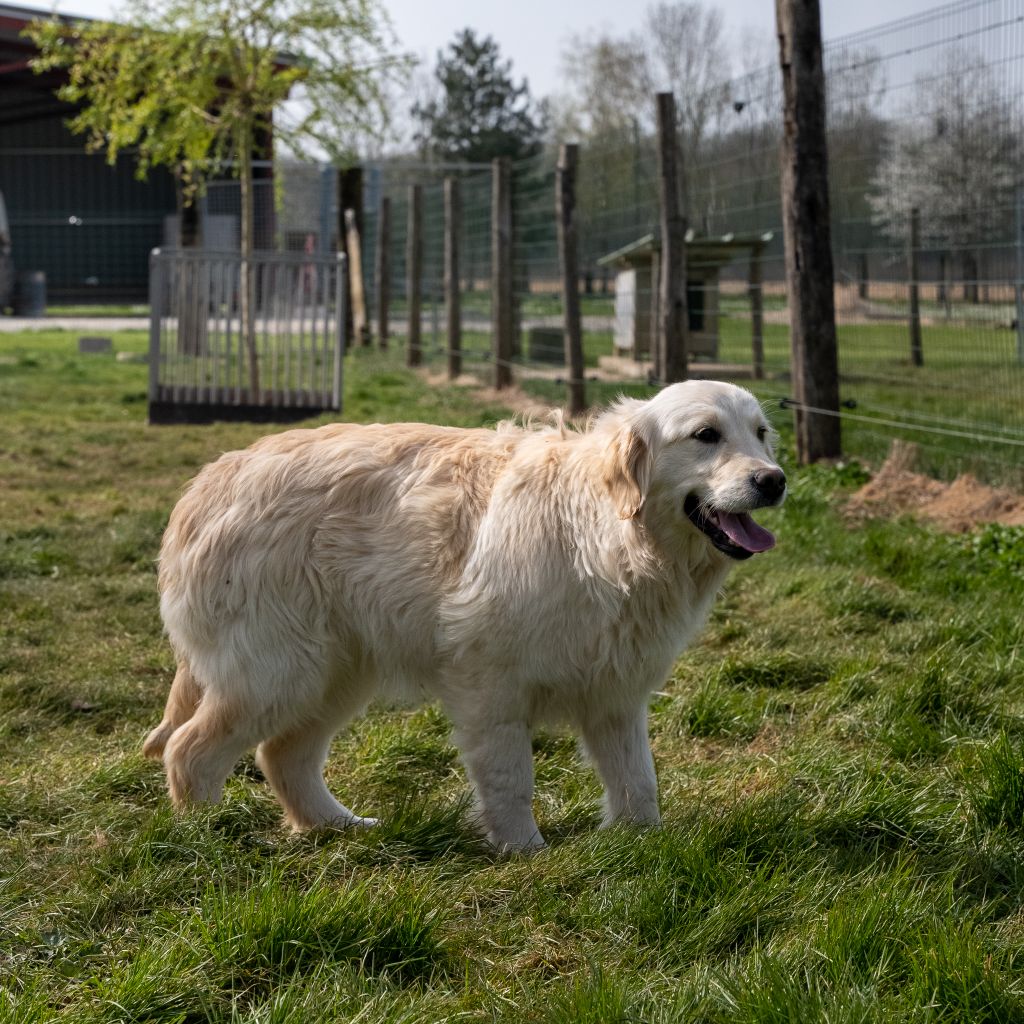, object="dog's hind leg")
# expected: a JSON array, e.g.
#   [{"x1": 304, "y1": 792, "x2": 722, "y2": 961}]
[
  {"x1": 256, "y1": 707, "x2": 376, "y2": 832},
  {"x1": 142, "y1": 661, "x2": 202, "y2": 760},
  {"x1": 162, "y1": 696, "x2": 261, "y2": 807},
  {"x1": 580, "y1": 704, "x2": 661, "y2": 828}
]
